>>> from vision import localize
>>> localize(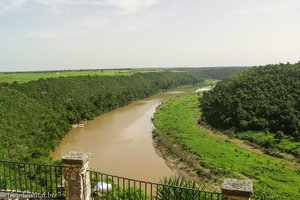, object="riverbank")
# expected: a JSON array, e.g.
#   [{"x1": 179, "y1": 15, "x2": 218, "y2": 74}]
[
  {"x1": 52, "y1": 81, "x2": 217, "y2": 181},
  {"x1": 0, "y1": 72, "x2": 202, "y2": 162},
  {"x1": 152, "y1": 93, "x2": 300, "y2": 199},
  {"x1": 1, "y1": 68, "x2": 241, "y2": 162},
  {"x1": 52, "y1": 89, "x2": 192, "y2": 181}
]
